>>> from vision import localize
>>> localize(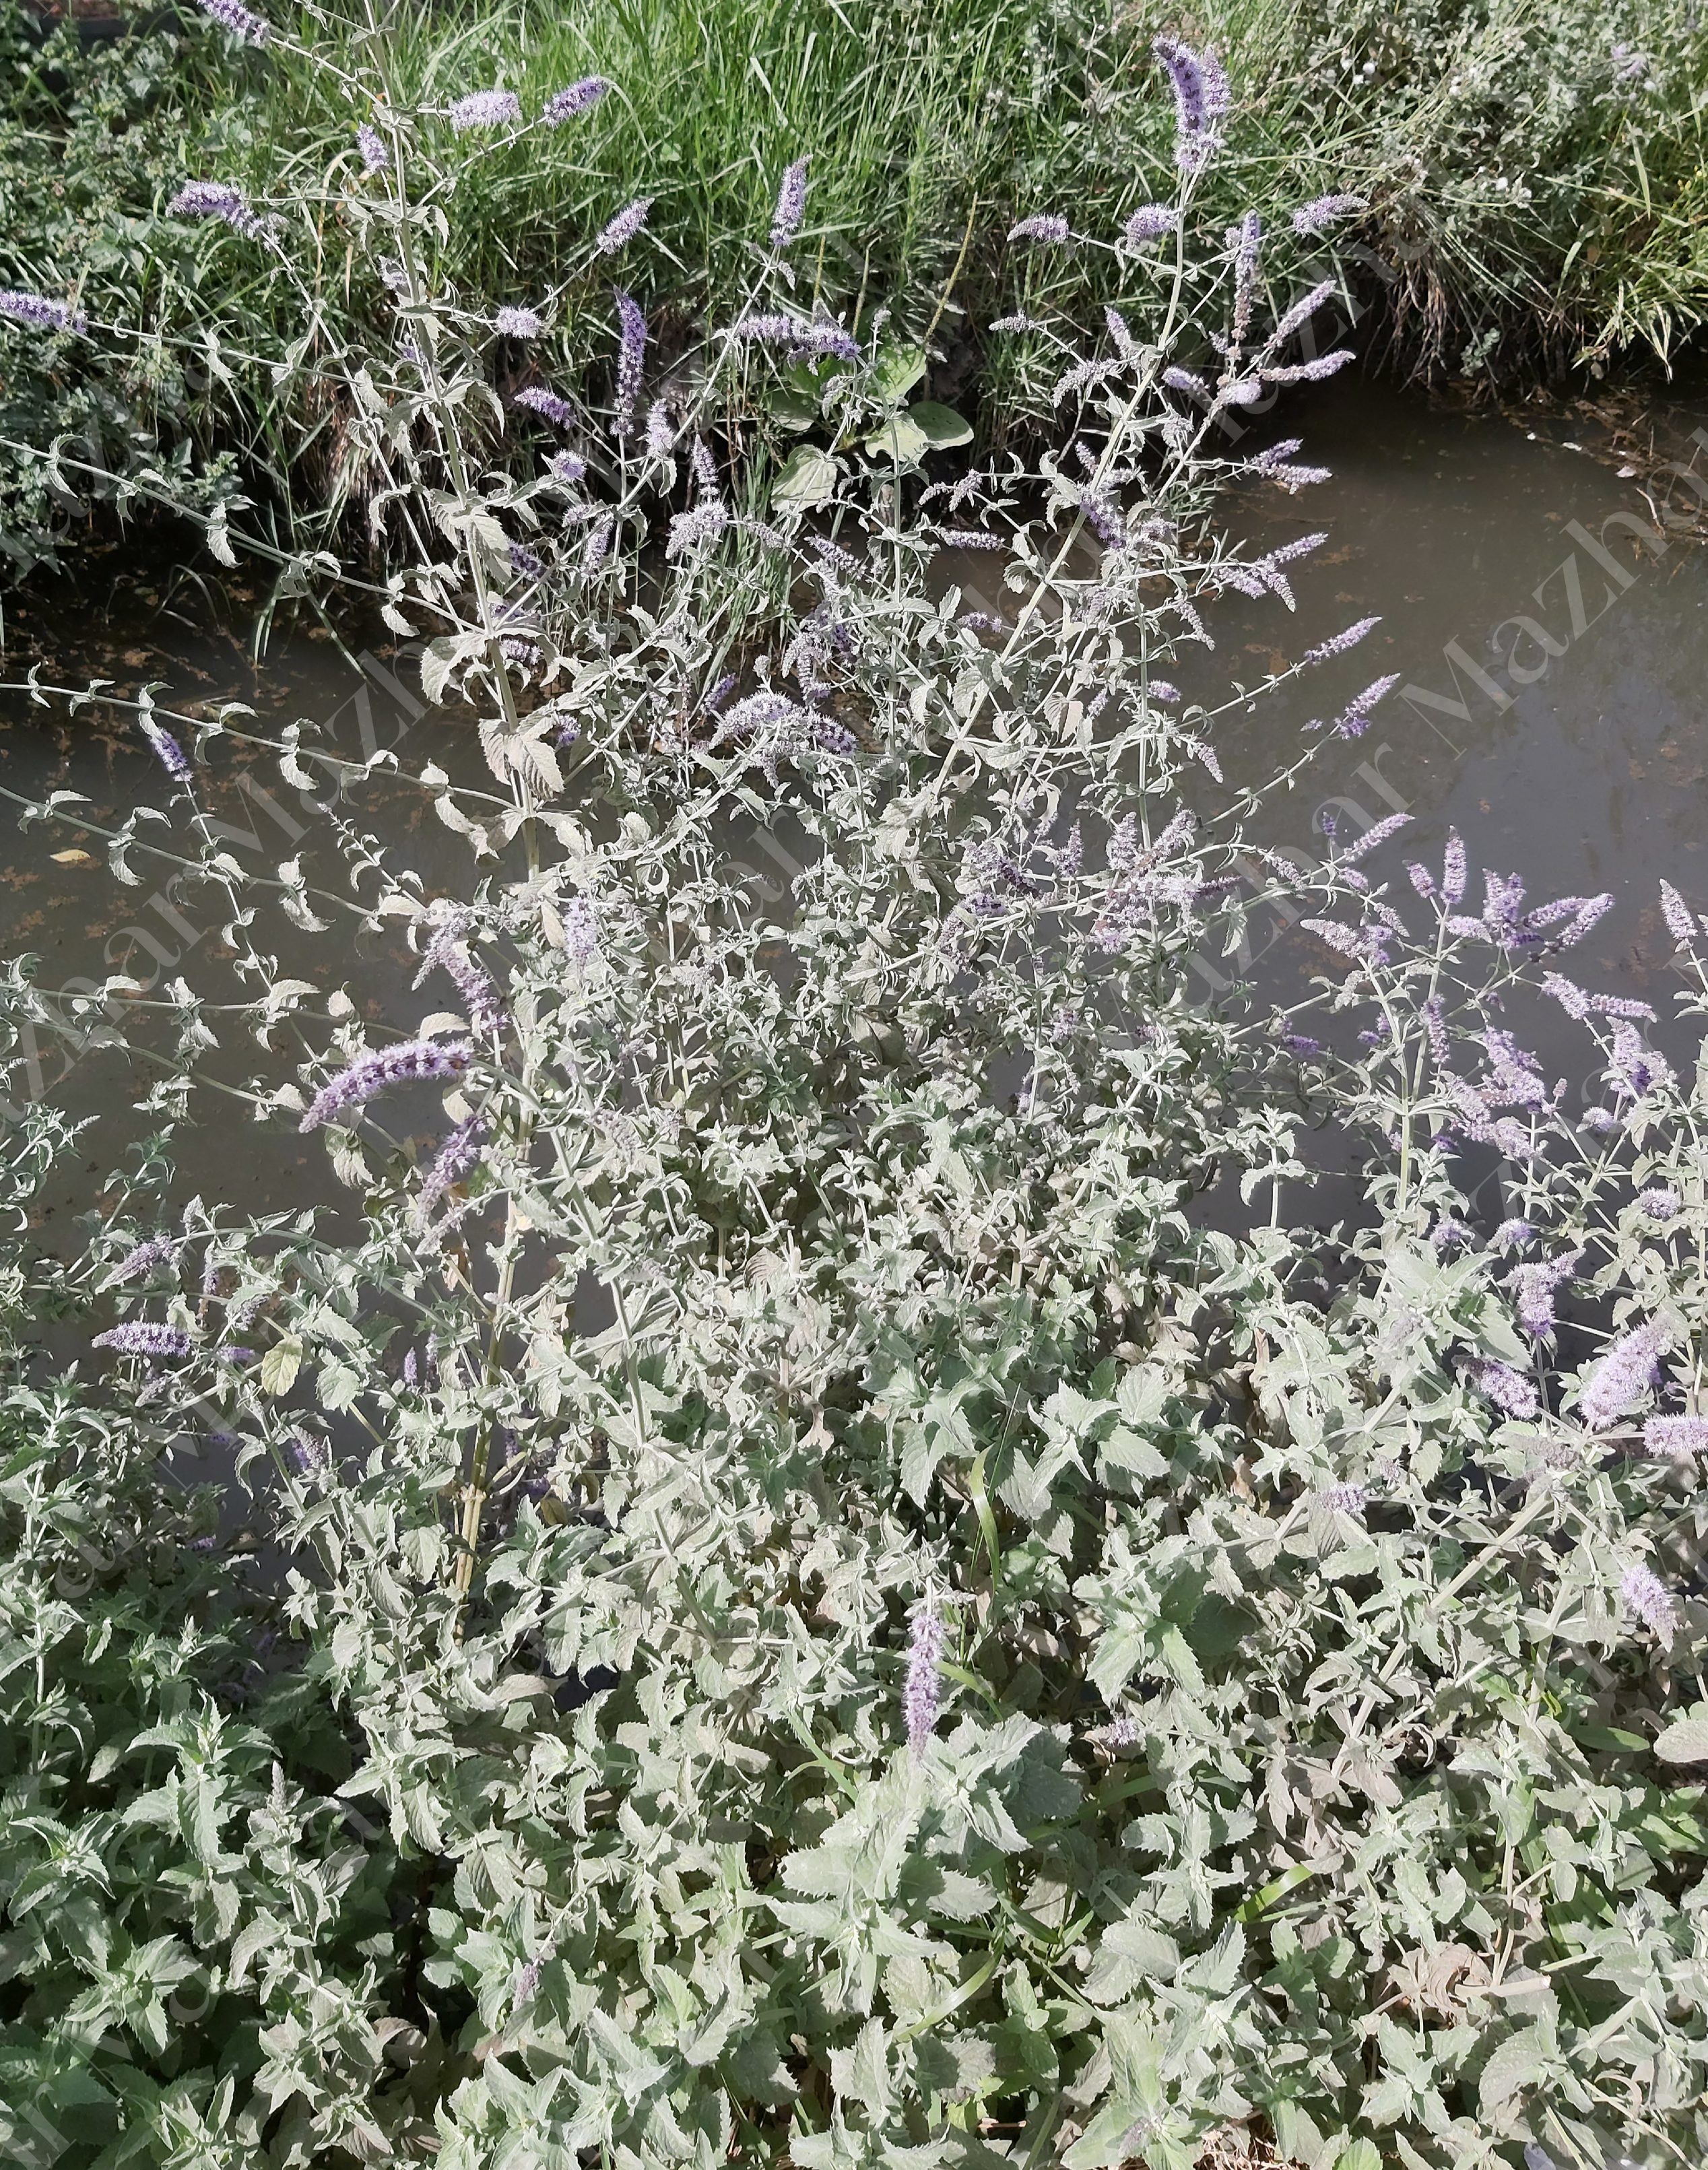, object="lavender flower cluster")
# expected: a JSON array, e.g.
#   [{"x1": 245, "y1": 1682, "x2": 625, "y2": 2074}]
[
  {"x1": 542, "y1": 77, "x2": 611, "y2": 125},
  {"x1": 300, "y1": 1039, "x2": 473, "y2": 1132},
  {"x1": 0, "y1": 290, "x2": 87, "y2": 335},
  {"x1": 193, "y1": 0, "x2": 269, "y2": 44},
  {"x1": 771, "y1": 159, "x2": 810, "y2": 249},
  {"x1": 613, "y1": 293, "x2": 647, "y2": 436},
  {"x1": 414, "y1": 923, "x2": 507, "y2": 1039},
  {"x1": 450, "y1": 91, "x2": 523, "y2": 132},
  {"x1": 170, "y1": 182, "x2": 273, "y2": 241},
  {"x1": 112, "y1": 1235, "x2": 176, "y2": 1285},
  {"x1": 92, "y1": 1323, "x2": 193, "y2": 1359},
  {"x1": 1153, "y1": 36, "x2": 1230, "y2": 172},
  {"x1": 597, "y1": 199, "x2": 653, "y2": 255},
  {"x1": 1579, "y1": 1321, "x2": 1670, "y2": 1431},
  {"x1": 416, "y1": 1116, "x2": 486, "y2": 1226},
  {"x1": 515, "y1": 386, "x2": 577, "y2": 430},
  {"x1": 141, "y1": 720, "x2": 193, "y2": 784},
  {"x1": 733, "y1": 315, "x2": 860, "y2": 365},
  {"x1": 902, "y1": 1604, "x2": 945, "y2": 1756}
]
